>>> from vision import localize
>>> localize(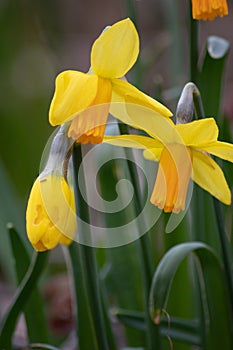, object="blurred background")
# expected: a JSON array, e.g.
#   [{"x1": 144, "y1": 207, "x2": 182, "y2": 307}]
[
  {"x1": 1, "y1": 0, "x2": 233, "y2": 204},
  {"x1": 0, "y1": 0, "x2": 233, "y2": 348}
]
